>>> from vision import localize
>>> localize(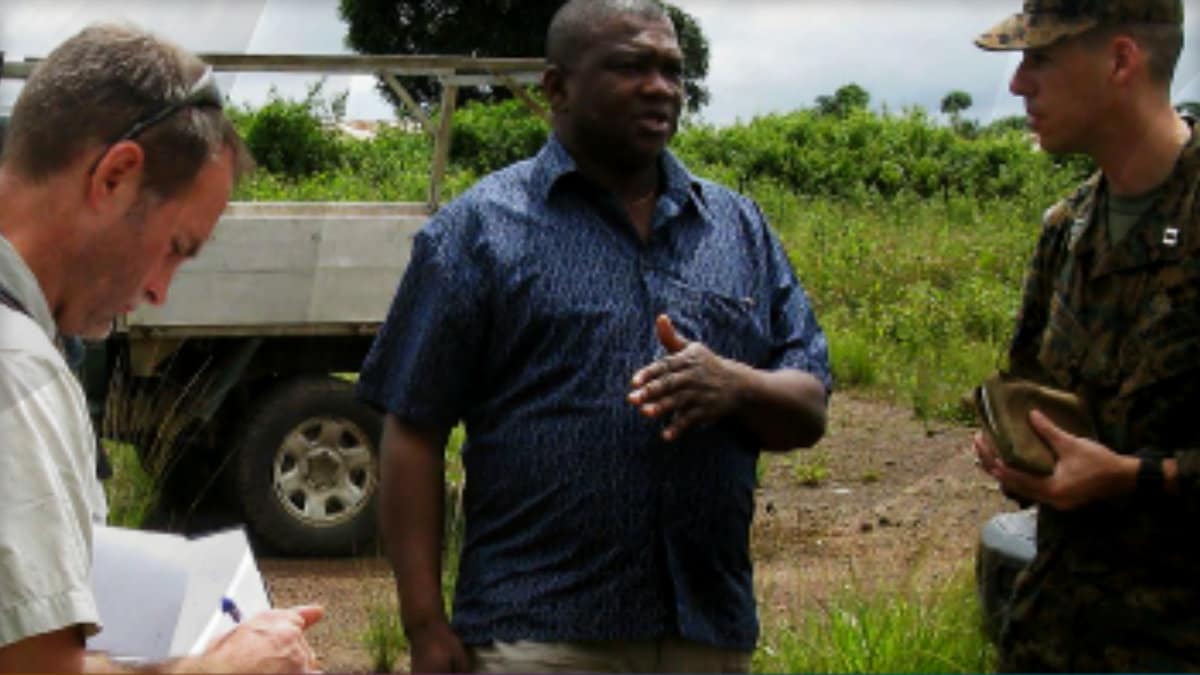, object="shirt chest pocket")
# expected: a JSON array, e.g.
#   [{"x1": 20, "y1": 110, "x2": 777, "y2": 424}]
[
  {"x1": 660, "y1": 281, "x2": 773, "y2": 367},
  {"x1": 1116, "y1": 277, "x2": 1200, "y2": 397},
  {"x1": 1037, "y1": 290, "x2": 1107, "y2": 389}
]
